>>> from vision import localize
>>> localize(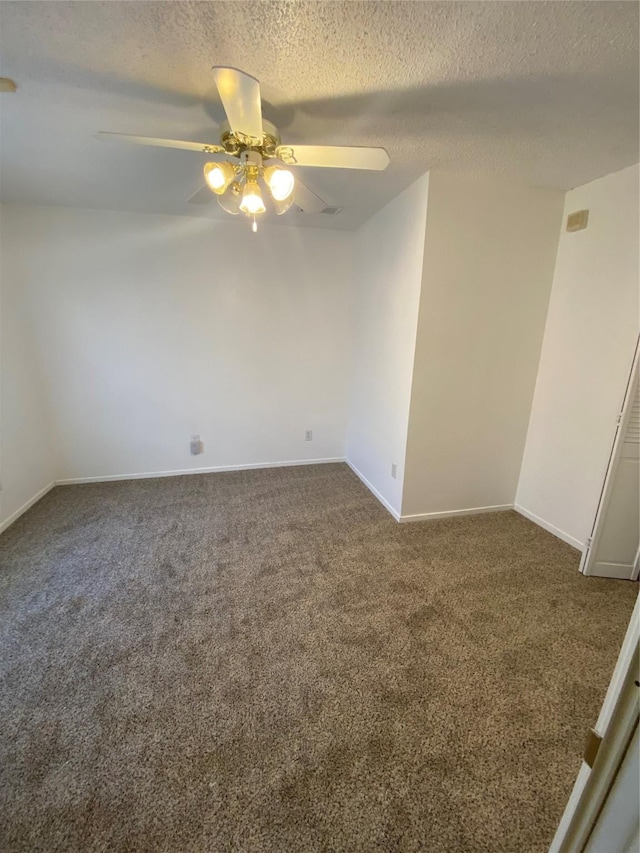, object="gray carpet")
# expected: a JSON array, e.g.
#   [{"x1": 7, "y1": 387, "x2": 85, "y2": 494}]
[{"x1": 0, "y1": 463, "x2": 636, "y2": 853}]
